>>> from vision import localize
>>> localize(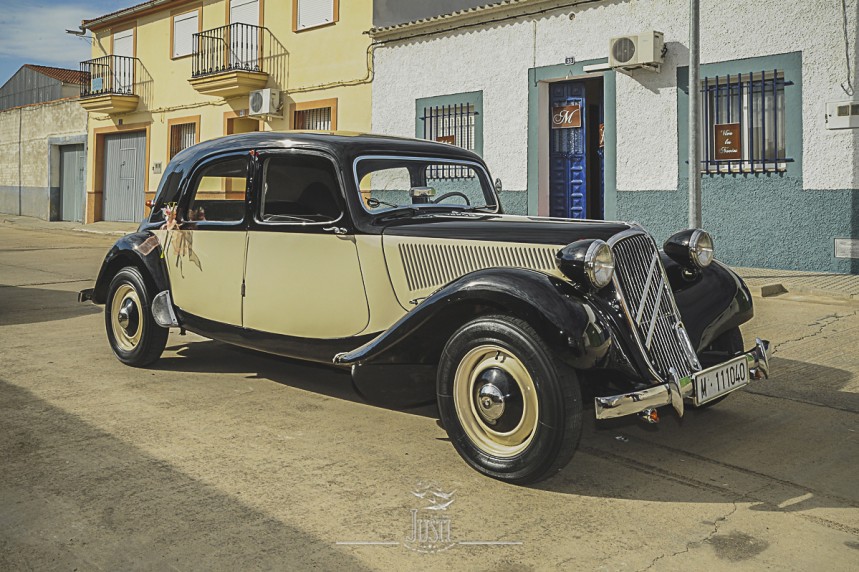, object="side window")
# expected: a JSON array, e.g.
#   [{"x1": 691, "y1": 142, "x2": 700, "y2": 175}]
[
  {"x1": 185, "y1": 157, "x2": 248, "y2": 223},
  {"x1": 259, "y1": 154, "x2": 342, "y2": 223}
]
